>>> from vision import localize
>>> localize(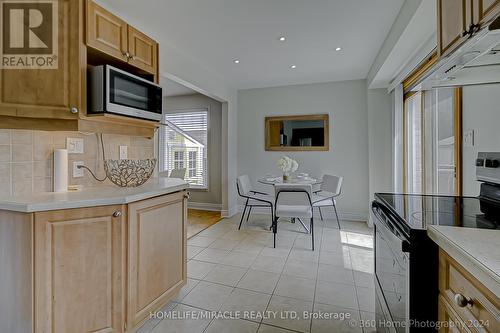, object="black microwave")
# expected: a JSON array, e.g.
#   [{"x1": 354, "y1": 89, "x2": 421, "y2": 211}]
[{"x1": 89, "y1": 65, "x2": 162, "y2": 121}]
